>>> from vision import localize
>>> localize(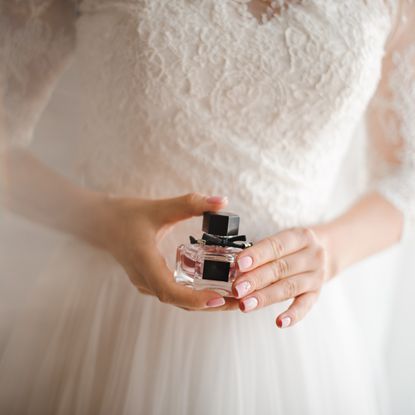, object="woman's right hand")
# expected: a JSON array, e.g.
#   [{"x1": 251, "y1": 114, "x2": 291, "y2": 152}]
[
  {"x1": 1, "y1": 149, "x2": 234, "y2": 311},
  {"x1": 97, "y1": 192, "x2": 238, "y2": 311}
]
